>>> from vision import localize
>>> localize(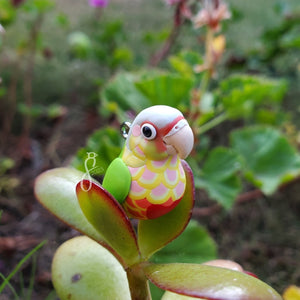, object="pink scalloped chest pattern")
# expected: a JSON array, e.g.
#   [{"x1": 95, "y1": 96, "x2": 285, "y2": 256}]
[{"x1": 123, "y1": 155, "x2": 186, "y2": 219}]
